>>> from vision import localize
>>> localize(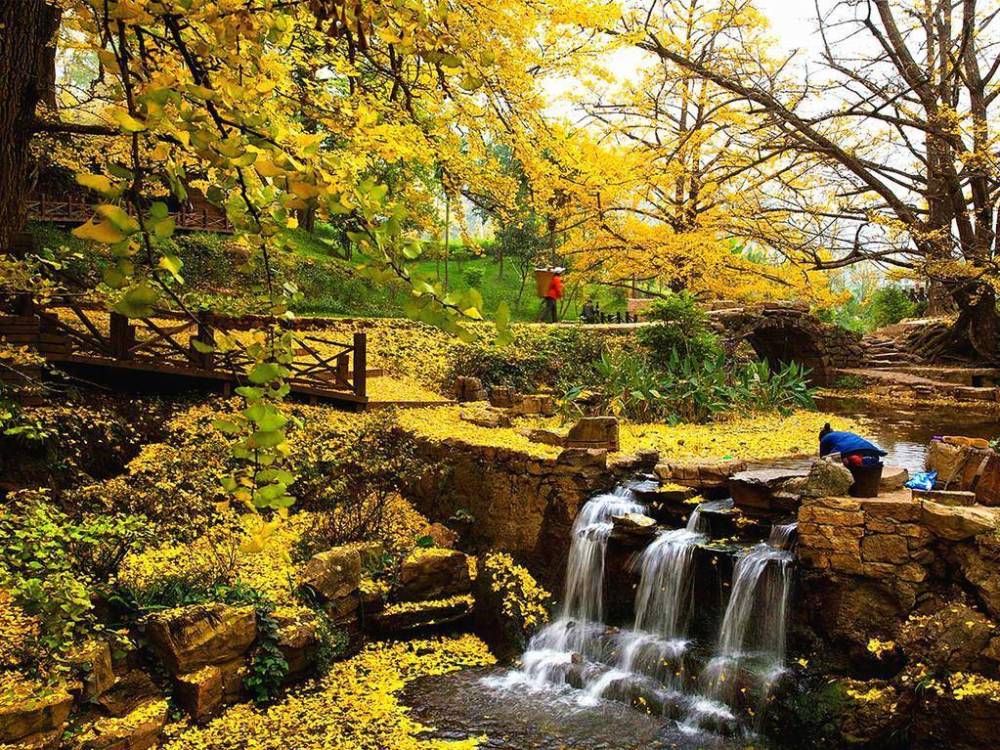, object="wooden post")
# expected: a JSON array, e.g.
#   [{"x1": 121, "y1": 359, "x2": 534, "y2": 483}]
[
  {"x1": 109, "y1": 312, "x2": 135, "y2": 359},
  {"x1": 191, "y1": 314, "x2": 215, "y2": 369},
  {"x1": 352, "y1": 332, "x2": 367, "y2": 398},
  {"x1": 336, "y1": 352, "x2": 349, "y2": 388}
]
